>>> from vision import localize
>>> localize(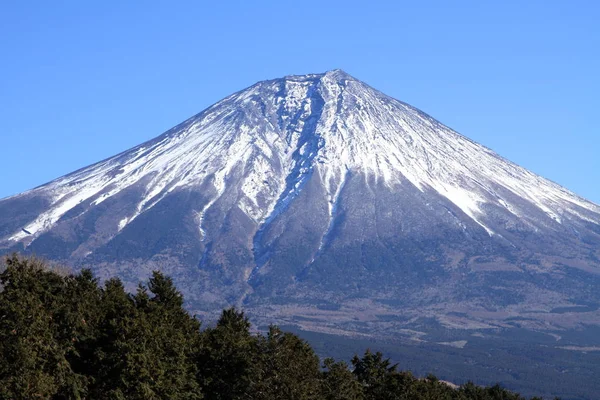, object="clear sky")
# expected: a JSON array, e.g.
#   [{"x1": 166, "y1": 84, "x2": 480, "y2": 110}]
[{"x1": 1, "y1": 1, "x2": 599, "y2": 203}]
